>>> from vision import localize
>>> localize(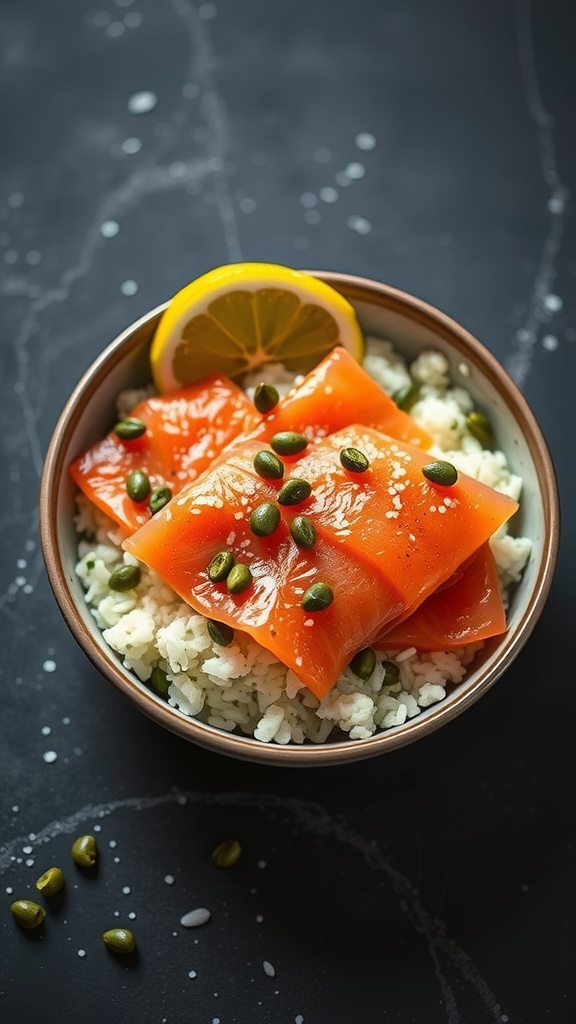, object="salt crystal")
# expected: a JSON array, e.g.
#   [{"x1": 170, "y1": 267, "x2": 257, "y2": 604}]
[{"x1": 180, "y1": 907, "x2": 211, "y2": 928}]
